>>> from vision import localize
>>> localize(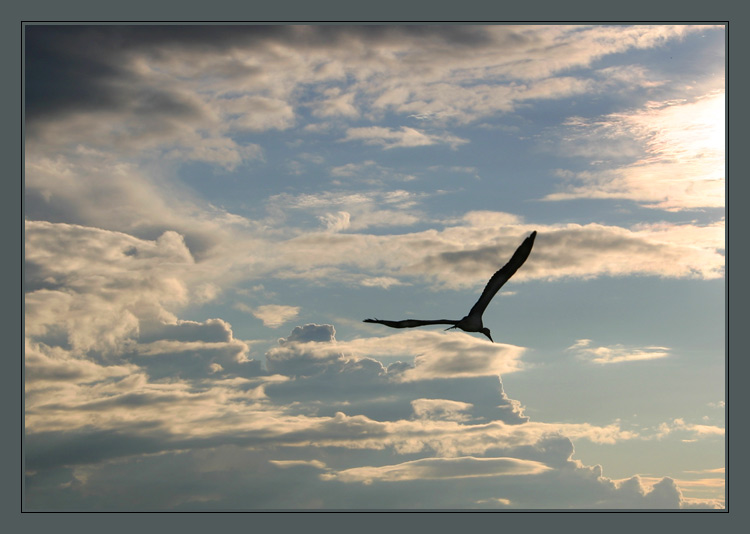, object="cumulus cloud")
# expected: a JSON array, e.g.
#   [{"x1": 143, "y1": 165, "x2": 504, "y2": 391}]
[
  {"x1": 396, "y1": 335, "x2": 525, "y2": 382},
  {"x1": 275, "y1": 328, "x2": 526, "y2": 382},
  {"x1": 25, "y1": 307, "x2": 711, "y2": 509},
  {"x1": 25, "y1": 221, "x2": 195, "y2": 356}
]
